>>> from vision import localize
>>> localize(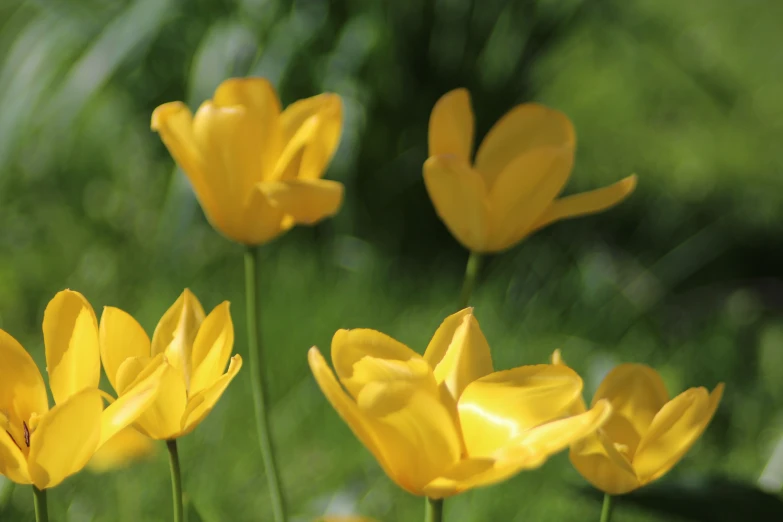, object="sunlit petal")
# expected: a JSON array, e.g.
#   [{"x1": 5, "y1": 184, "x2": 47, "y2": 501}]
[
  {"x1": 133, "y1": 363, "x2": 188, "y2": 440},
  {"x1": 428, "y1": 89, "x2": 474, "y2": 163},
  {"x1": 0, "y1": 329, "x2": 48, "y2": 433},
  {"x1": 181, "y1": 355, "x2": 242, "y2": 435},
  {"x1": 99, "y1": 365, "x2": 163, "y2": 447},
  {"x1": 150, "y1": 289, "x2": 205, "y2": 389},
  {"x1": 190, "y1": 302, "x2": 234, "y2": 396},
  {"x1": 99, "y1": 306, "x2": 151, "y2": 394}
]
